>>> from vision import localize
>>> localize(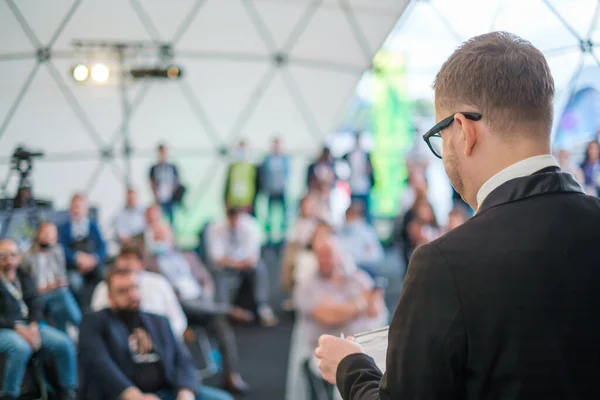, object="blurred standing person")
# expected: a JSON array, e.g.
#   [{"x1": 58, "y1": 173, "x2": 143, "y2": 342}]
[
  {"x1": 342, "y1": 133, "x2": 375, "y2": 223},
  {"x1": 58, "y1": 193, "x2": 106, "y2": 310},
  {"x1": 260, "y1": 136, "x2": 290, "y2": 246},
  {"x1": 22, "y1": 222, "x2": 81, "y2": 333},
  {"x1": 149, "y1": 143, "x2": 180, "y2": 226},
  {"x1": 579, "y1": 140, "x2": 600, "y2": 196},
  {"x1": 224, "y1": 141, "x2": 259, "y2": 215},
  {"x1": 306, "y1": 147, "x2": 336, "y2": 189}
]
